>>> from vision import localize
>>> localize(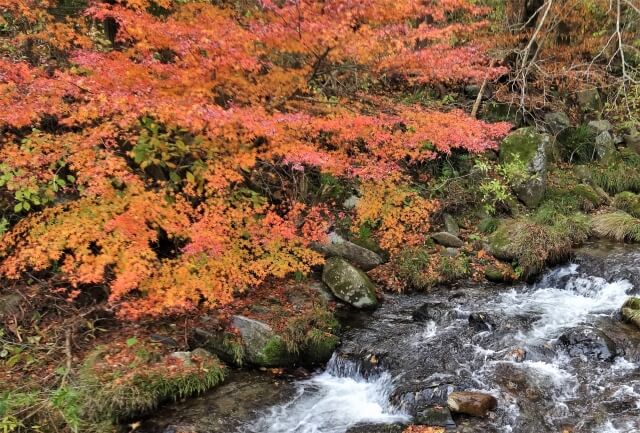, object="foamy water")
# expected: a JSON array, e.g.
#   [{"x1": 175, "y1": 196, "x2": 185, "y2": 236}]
[{"x1": 246, "y1": 355, "x2": 408, "y2": 433}]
